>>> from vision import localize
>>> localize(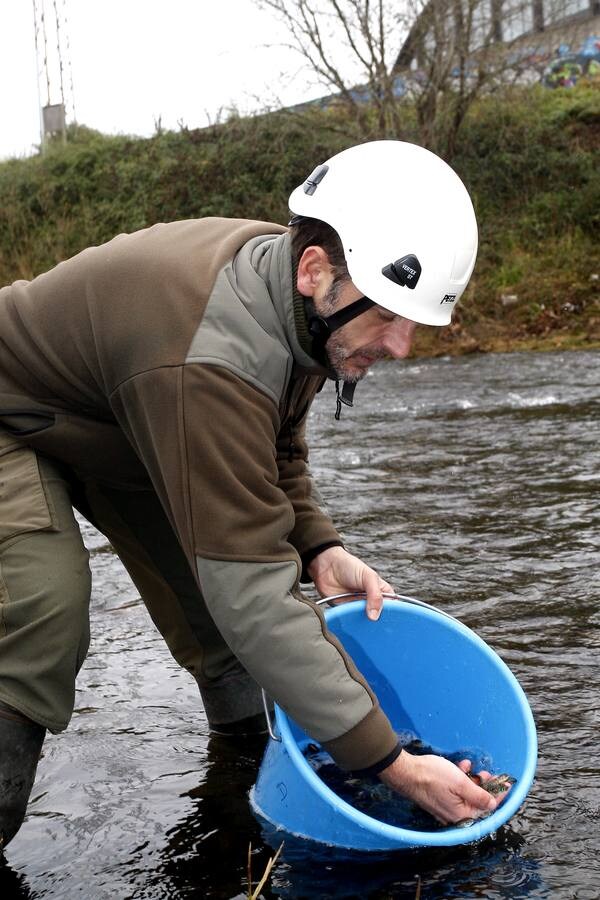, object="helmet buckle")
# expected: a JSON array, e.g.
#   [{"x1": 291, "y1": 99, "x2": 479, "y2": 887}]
[{"x1": 308, "y1": 315, "x2": 331, "y2": 341}]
